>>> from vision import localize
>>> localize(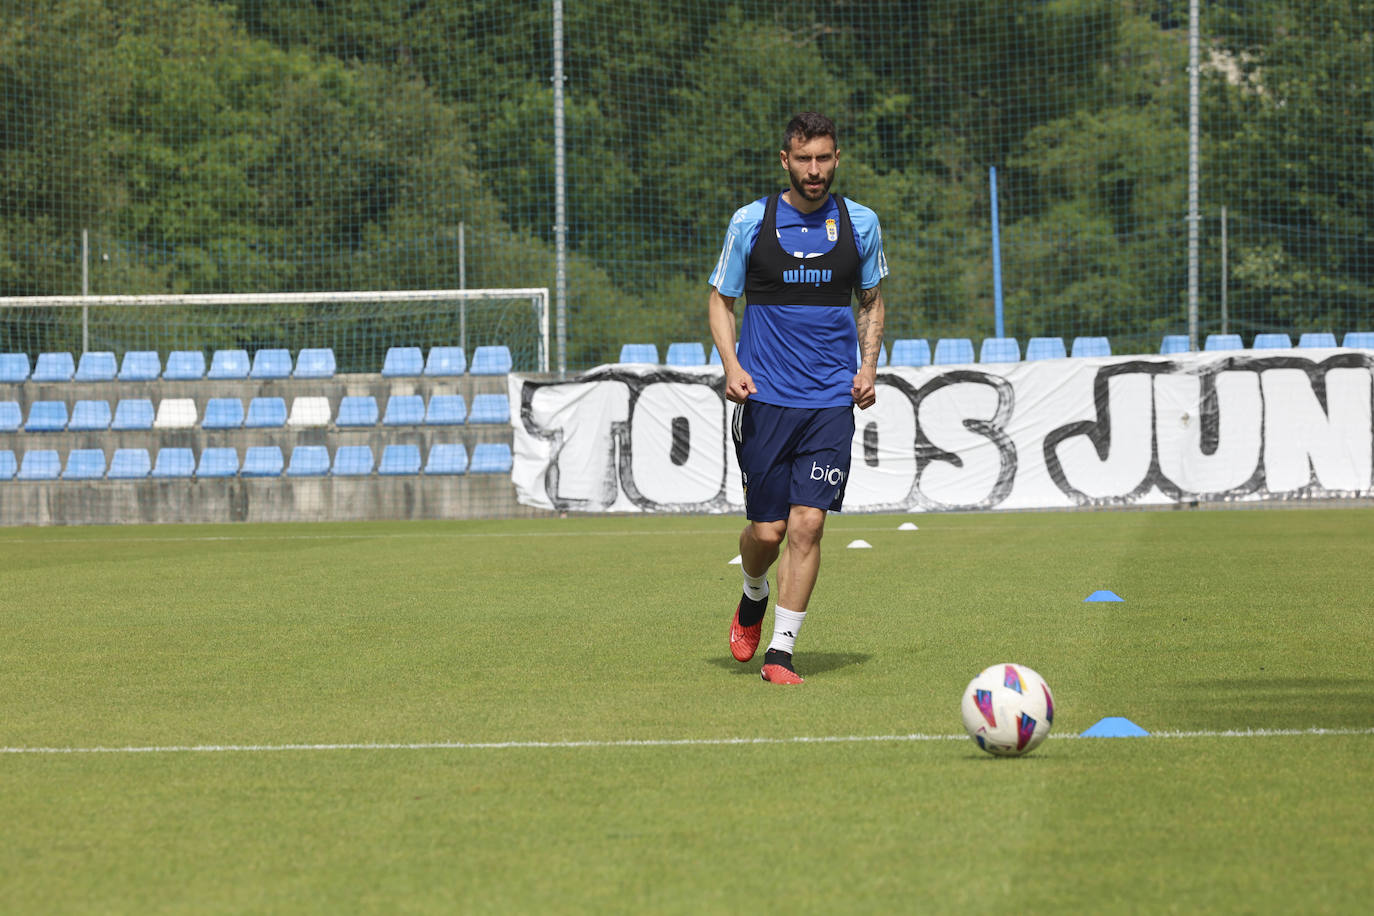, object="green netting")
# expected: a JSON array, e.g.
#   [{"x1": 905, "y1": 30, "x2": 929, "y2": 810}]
[{"x1": 2, "y1": 0, "x2": 1371, "y2": 364}]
